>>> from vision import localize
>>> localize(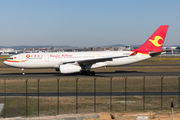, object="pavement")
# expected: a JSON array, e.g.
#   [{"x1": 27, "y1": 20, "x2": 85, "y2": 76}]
[
  {"x1": 0, "y1": 71, "x2": 180, "y2": 78},
  {"x1": 1, "y1": 63, "x2": 180, "y2": 78}
]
